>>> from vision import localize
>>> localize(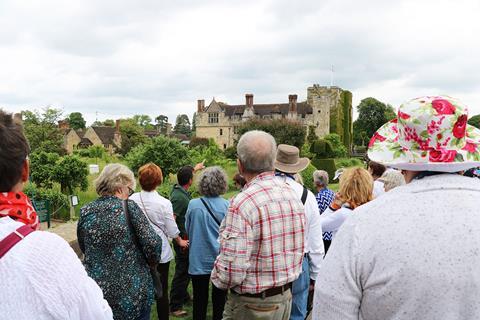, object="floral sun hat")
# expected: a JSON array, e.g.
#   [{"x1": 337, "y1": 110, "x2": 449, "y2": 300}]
[{"x1": 368, "y1": 96, "x2": 480, "y2": 172}]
